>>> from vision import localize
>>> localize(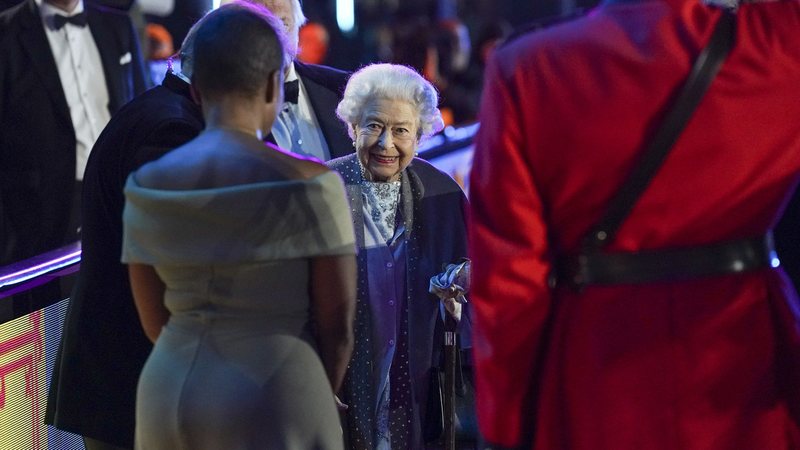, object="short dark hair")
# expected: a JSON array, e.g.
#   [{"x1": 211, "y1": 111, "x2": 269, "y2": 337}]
[{"x1": 192, "y1": 2, "x2": 286, "y2": 99}]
